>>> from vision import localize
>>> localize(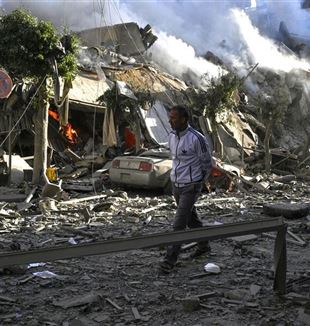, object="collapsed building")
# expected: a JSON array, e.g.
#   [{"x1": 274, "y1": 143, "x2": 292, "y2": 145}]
[
  {"x1": 0, "y1": 21, "x2": 260, "y2": 190},
  {"x1": 1, "y1": 15, "x2": 310, "y2": 193}
]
